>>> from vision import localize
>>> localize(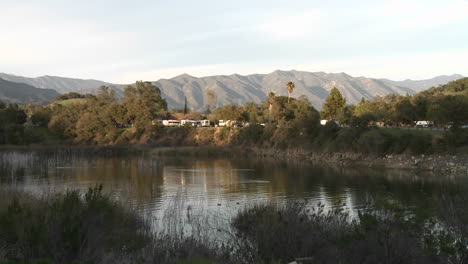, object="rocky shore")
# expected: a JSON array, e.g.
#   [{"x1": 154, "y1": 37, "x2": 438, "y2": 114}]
[{"x1": 247, "y1": 147, "x2": 468, "y2": 173}]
